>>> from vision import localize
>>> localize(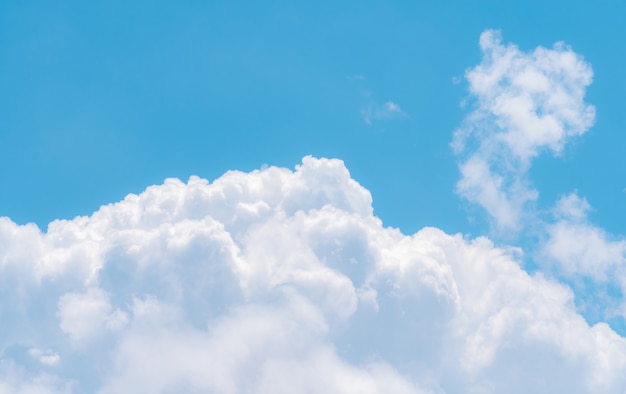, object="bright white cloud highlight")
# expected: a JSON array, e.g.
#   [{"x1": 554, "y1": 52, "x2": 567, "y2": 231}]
[
  {"x1": 1, "y1": 156, "x2": 626, "y2": 393},
  {"x1": 453, "y1": 30, "x2": 595, "y2": 230}
]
